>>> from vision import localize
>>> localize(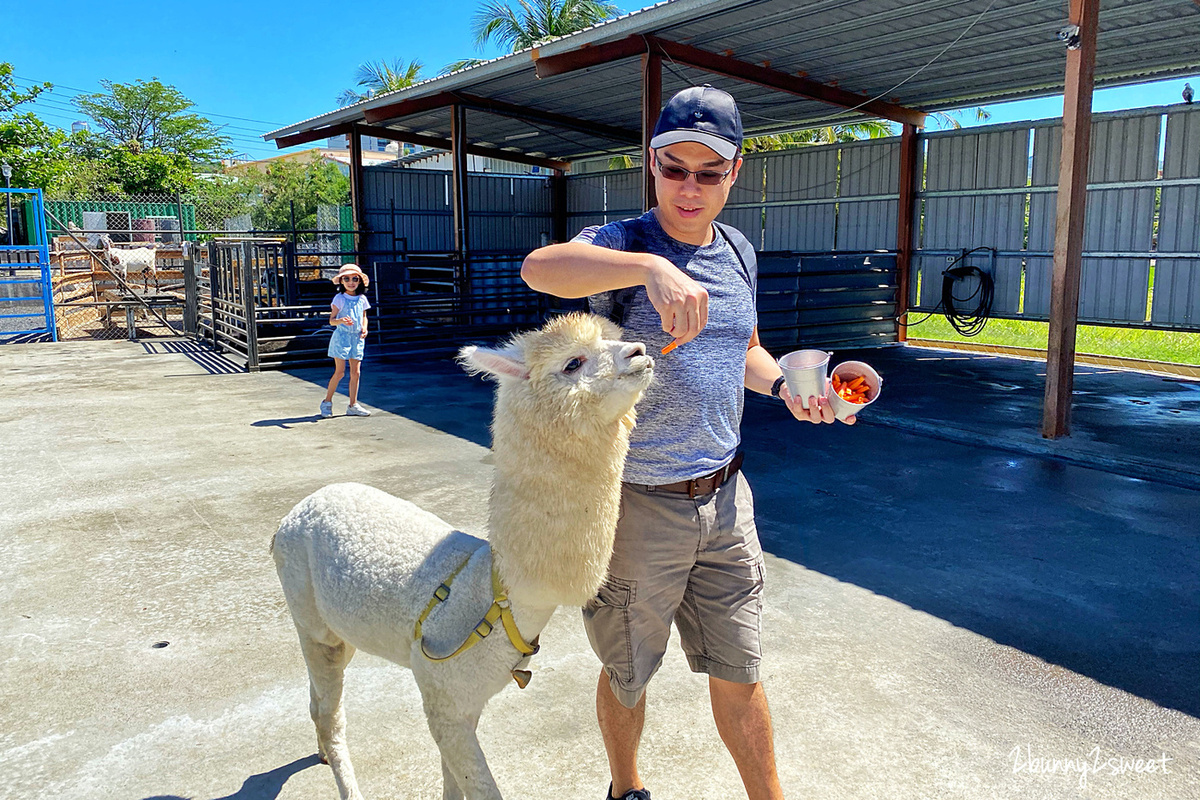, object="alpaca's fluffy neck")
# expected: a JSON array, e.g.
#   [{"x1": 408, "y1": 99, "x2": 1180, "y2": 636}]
[{"x1": 487, "y1": 395, "x2": 631, "y2": 613}]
